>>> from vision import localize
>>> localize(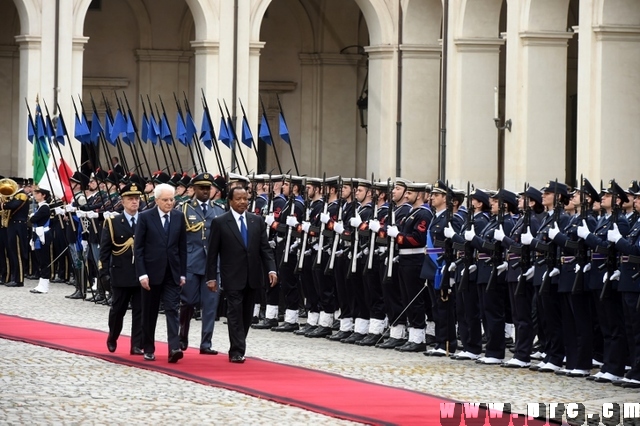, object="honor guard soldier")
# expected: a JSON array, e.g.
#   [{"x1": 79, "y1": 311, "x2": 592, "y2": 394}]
[
  {"x1": 266, "y1": 176, "x2": 304, "y2": 330},
  {"x1": 464, "y1": 188, "x2": 517, "y2": 364},
  {"x1": 28, "y1": 187, "x2": 53, "y2": 294},
  {"x1": 495, "y1": 186, "x2": 543, "y2": 368},
  {"x1": 210, "y1": 174, "x2": 228, "y2": 207},
  {"x1": 4, "y1": 177, "x2": 30, "y2": 287},
  {"x1": 372, "y1": 178, "x2": 413, "y2": 349},
  {"x1": 386, "y1": 181, "x2": 433, "y2": 352},
  {"x1": 175, "y1": 173, "x2": 192, "y2": 205},
  {"x1": 575, "y1": 180, "x2": 630, "y2": 383},
  {"x1": 228, "y1": 172, "x2": 250, "y2": 190},
  {"x1": 249, "y1": 174, "x2": 270, "y2": 216},
  {"x1": 178, "y1": 173, "x2": 225, "y2": 354},
  {"x1": 423, "y1": 180, "x2": 463, "y2": 356},
  {"x1": 100, "y1": 182, "x2": 144, "y2": 355},
  {"x1": 607, "y1": 182, "x2": 640, "y2": 388},
  {"x1": 0, "y1": 176, "x2": 13, "y2": 284}
]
